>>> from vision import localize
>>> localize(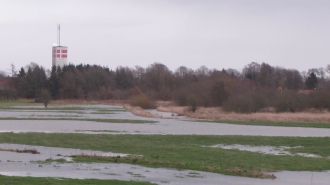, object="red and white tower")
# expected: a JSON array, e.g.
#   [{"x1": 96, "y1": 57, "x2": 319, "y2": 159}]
[{"x1": 52, "y1": 25, "x2": 68, "y2": 68}]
